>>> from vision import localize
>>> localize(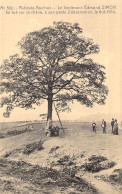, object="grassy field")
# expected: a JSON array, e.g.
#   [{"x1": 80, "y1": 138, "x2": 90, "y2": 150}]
[{"x1": 0, "y1": 120, "x2": 122, "y2": 193}]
